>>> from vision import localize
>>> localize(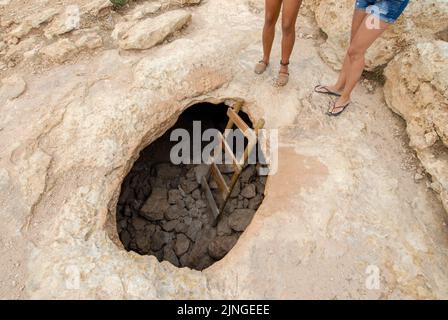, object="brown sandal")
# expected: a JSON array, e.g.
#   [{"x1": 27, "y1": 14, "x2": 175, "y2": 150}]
[
  {"x1": 254, "y1": 60, "x2": 269, "y2": 74},
  {"x1": 275, "y1": 60, "x2": 289, "y2": 87}
]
